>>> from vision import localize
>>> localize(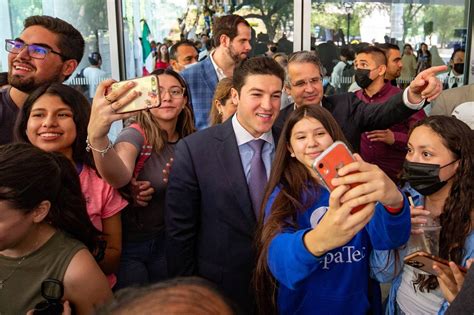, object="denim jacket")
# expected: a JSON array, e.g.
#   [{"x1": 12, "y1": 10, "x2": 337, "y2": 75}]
[{"x1": 370, "y1": 185, "x2": 474, "y2": 315}]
